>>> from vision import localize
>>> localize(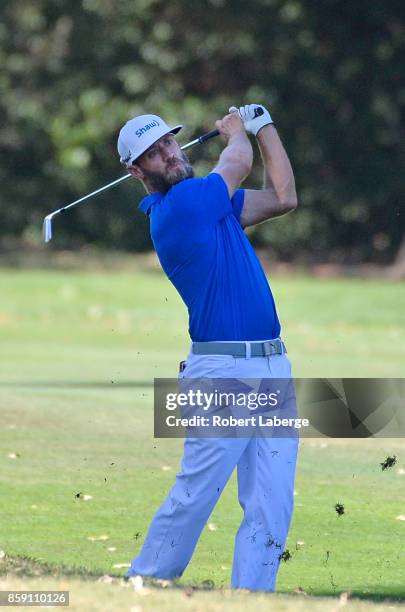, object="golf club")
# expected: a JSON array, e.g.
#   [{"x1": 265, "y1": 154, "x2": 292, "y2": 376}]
[{"x1": 42, "y1": 107, "x2": 263, "y2": 242}]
